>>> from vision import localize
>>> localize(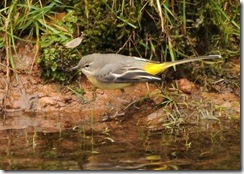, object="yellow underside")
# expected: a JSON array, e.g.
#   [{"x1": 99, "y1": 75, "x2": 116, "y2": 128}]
[{"x1": 87, "y1": 76, "x2": 131, "y2": 89}]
